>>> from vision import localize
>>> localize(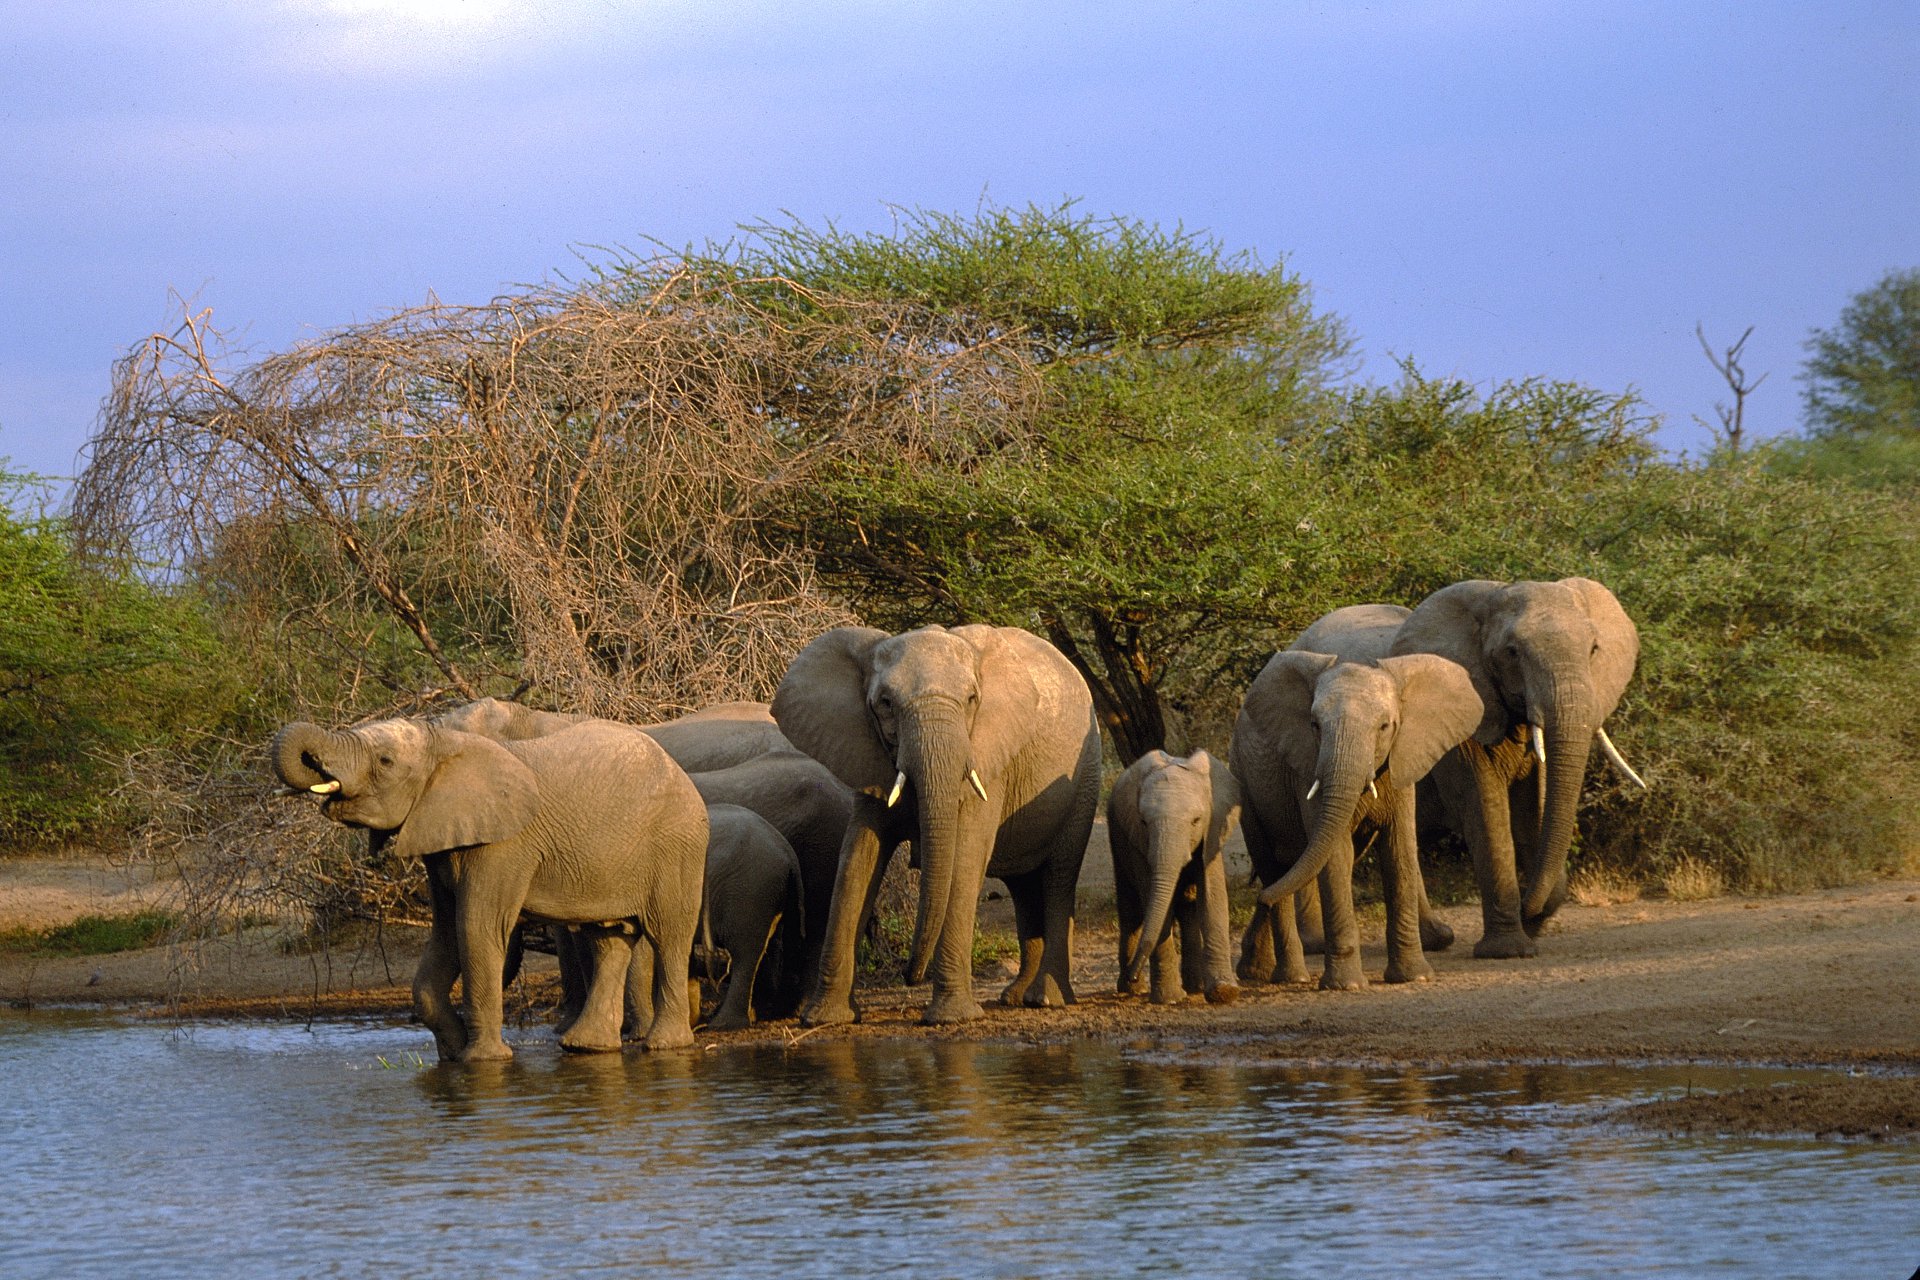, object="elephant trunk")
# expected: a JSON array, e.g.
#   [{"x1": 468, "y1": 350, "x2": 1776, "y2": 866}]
[
  {"x1": 1124, "y1": 828, "x2": 1192, "y2": 988},
  {"x1": 898, "y1": 704, "x2": 971, "y2": 986},
  {"x1": 271, "y1": 721, "x2": 363, "y2": 792},
  {"x1": 1259, "y1": 729, "x2": 1370, "y2": 907},
  {"x1": 1522, "y1": 697, "x2": 1594, "y2": 932}
]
